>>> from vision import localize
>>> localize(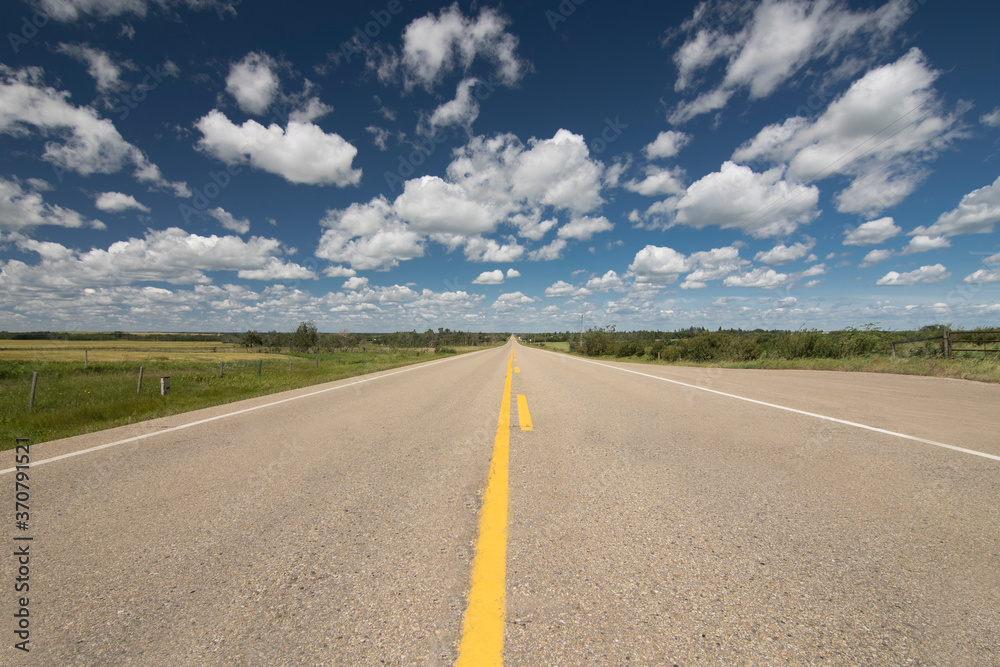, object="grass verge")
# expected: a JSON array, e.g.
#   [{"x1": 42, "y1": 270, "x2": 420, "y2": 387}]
[
  {"x1": 1, "y1": 346, "x2": 487, "y2": 450},
  {"x1": 530, "y1": 345, "x2": 1000, "y2": 384}
]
